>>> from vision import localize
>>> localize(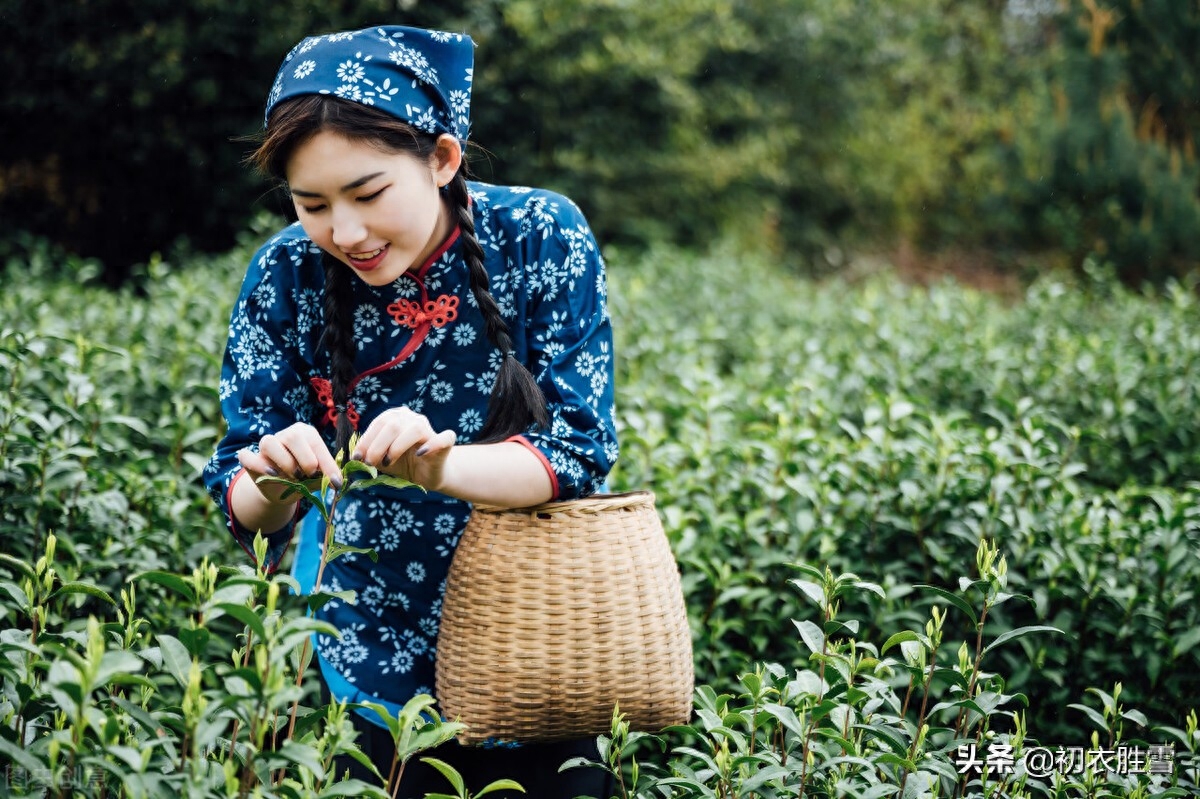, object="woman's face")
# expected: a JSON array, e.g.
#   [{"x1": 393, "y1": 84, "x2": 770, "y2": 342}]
[{"x1": 285, "y1": 130, "x2": 460, "y2": 286}]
